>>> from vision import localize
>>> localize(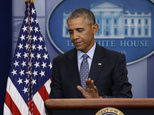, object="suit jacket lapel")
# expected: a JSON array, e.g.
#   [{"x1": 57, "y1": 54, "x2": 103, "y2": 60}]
[
  {"x1": 89, "y1": 44, "x2": 105, "y2": 82},
  {"x1": 67, "y1": 49, "x2": 83, "y2": 97}
]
